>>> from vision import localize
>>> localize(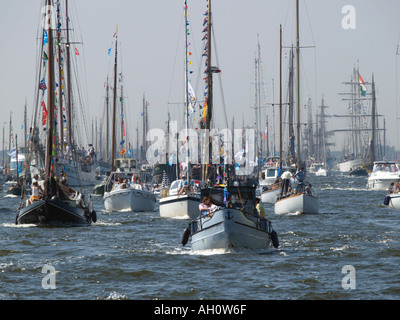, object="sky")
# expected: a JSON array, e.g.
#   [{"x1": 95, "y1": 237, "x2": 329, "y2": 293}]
[{"x1": 1, "y1": 0, "x2": 400, "y2": 158}]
